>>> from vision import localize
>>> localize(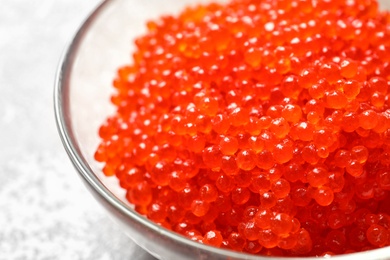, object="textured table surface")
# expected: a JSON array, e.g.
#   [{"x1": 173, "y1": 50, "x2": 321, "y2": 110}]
[
  {"x1": 2, "y1": 1, "x2": 390, "y2": 260},
  {"x1": 0, "y1": 1, "x2": 155, "y2": 259}
]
